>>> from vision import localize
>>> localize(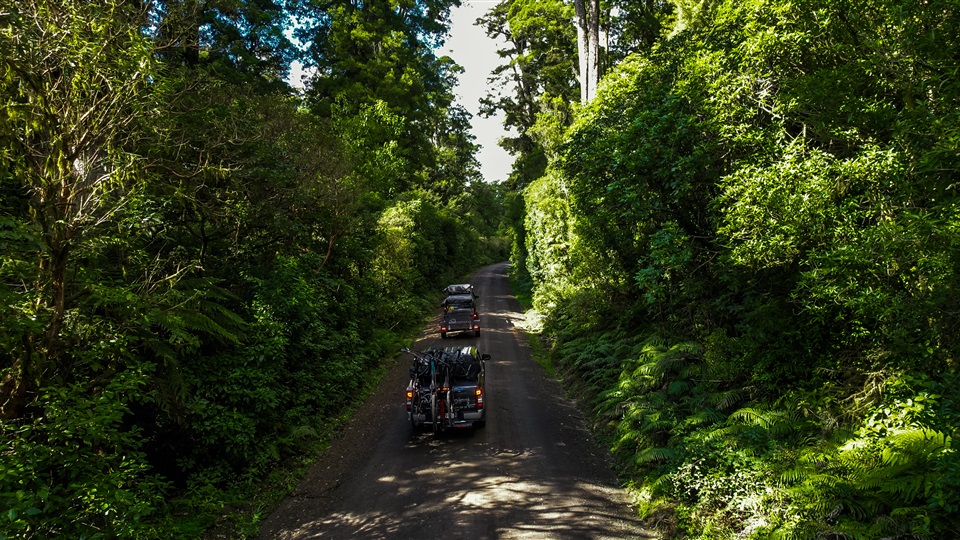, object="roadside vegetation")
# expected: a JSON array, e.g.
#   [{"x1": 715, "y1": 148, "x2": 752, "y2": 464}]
[
  {"x1": 505, "y1": 0, "x2": 960, "y2": 537},
  {"x1": 0, "y1": 1, "x2": 507, "y2": 537},
  {"x1": 5, "y1": 0, "x2": 959, "y2": 538}
]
